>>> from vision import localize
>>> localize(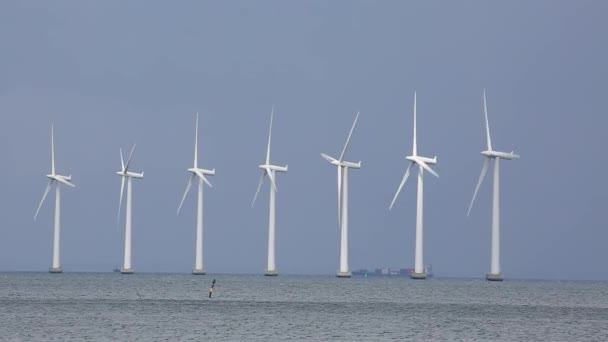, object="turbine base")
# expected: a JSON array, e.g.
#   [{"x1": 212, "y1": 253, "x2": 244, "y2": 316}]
[
  {"x1": 264, "y1": 270, "x2": 279, "y2": 276},
  {"x1": 49, "y1": 267, "x2": 63, "y2": 274},
  {"x1": 410, "y1": 272, "x2": 427, "y2": 280},
  {"x1": 336, "y1": 271, "x2": 352, "y2": 278},
  {"x1": 192, "y1": 269, "x2": 206, "y2": 275},
  {"x1": 121, "y1": 268, "x2": 134, "y2": 274},
  {"x1": 486, "y1": 273, "x2": 504, "y2": 281}
]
